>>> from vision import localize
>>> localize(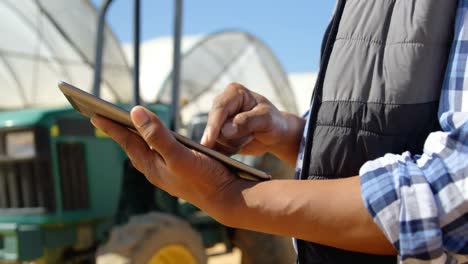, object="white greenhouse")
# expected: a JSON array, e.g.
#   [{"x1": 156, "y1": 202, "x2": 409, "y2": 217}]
[
  {"x1": 1, "y1": 0, "x2": 299, "y2": 122},
  {"x1": 125, "y1": 31, "x2": 299, "y2": 128},
  {"x1": 0, "y1": 0, "x2": 132, "y2": 109}
]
